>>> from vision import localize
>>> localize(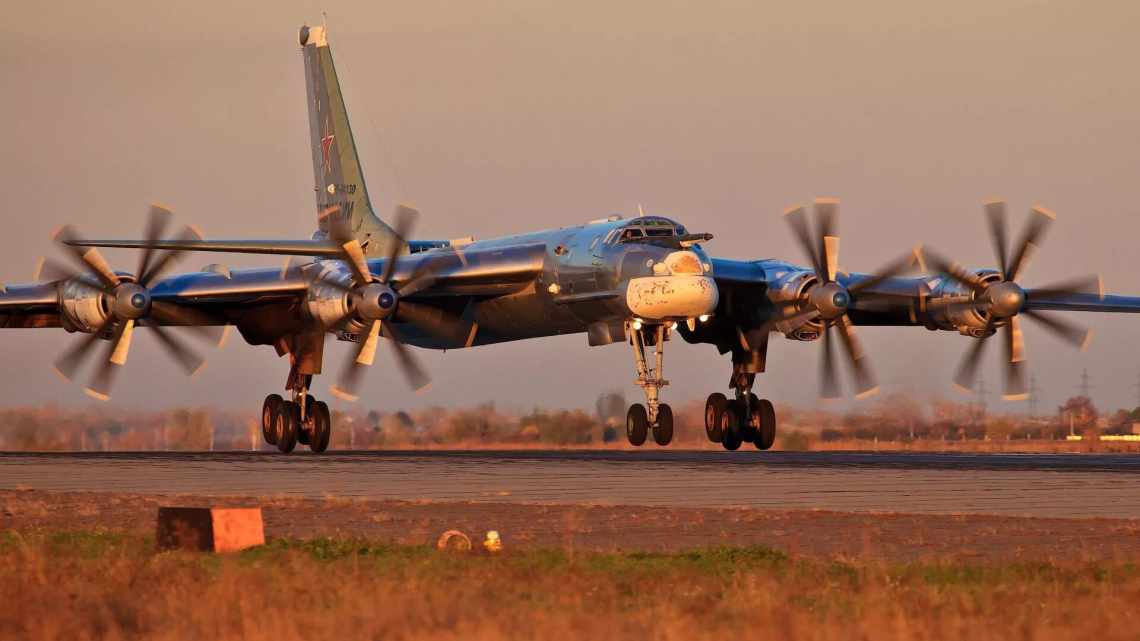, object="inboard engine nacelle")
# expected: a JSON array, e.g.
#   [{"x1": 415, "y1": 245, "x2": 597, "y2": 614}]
[
  {"x1": 922, "y1": 268, "x2": 1003, "y2": 336},
  {"x1": 58, "y1": 277, "x2": 111, "y2": 333}
]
